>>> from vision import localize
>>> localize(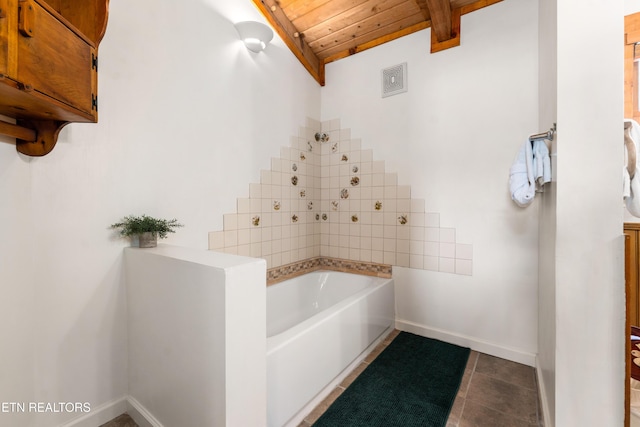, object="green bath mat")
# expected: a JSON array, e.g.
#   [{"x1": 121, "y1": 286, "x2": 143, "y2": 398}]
[{"x1": 312, "y1": 332, "x2": 470, "y2": 427}]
